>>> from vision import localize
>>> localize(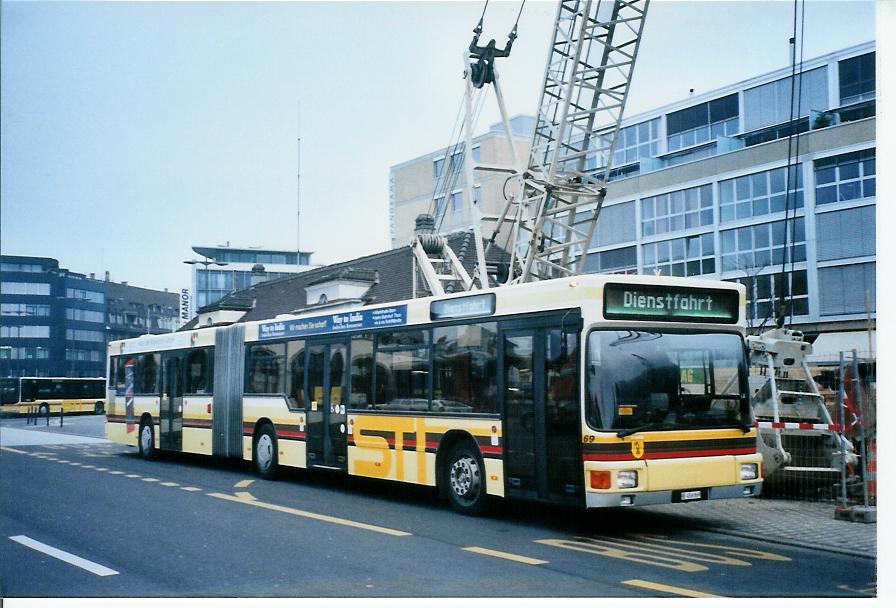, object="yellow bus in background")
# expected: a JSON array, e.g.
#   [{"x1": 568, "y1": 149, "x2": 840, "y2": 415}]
[
  {"x1": 105, "y1": 274, "x2": 762, "y2": 515},
  {"x1": 0, "y1": 377, "x2": 106, "y2": 415}
]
